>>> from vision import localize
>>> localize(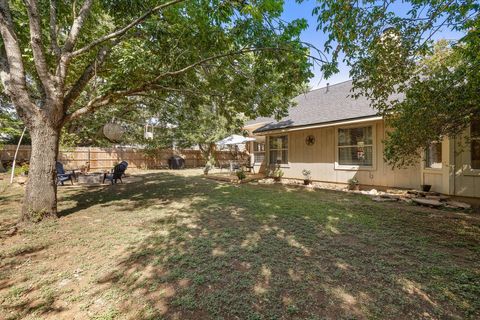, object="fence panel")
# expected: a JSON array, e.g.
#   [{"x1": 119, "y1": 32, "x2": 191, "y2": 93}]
[{"x1": 1, "y1": 145, "x2": 247, "y2": 170}]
